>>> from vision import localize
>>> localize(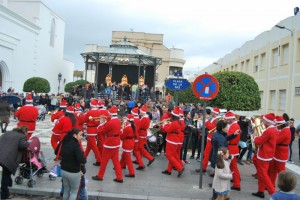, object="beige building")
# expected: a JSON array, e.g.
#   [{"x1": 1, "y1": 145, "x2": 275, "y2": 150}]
[
  {"x1": 199, "y1": 14, "x2": 300, "y2": 121},
  {"x1": 84, "y1": 31, "x2": 186, "y2": 88}
]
